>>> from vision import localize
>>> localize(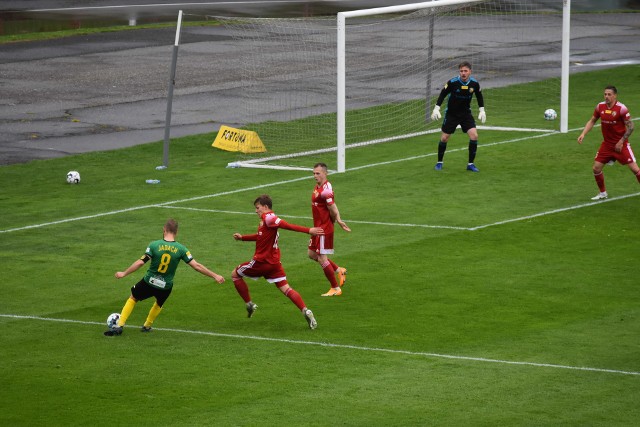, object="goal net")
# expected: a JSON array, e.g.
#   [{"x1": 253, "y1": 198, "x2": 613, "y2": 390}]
[{"x1": 210, "y1": 0, "x2": 566, "y2": 172}]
